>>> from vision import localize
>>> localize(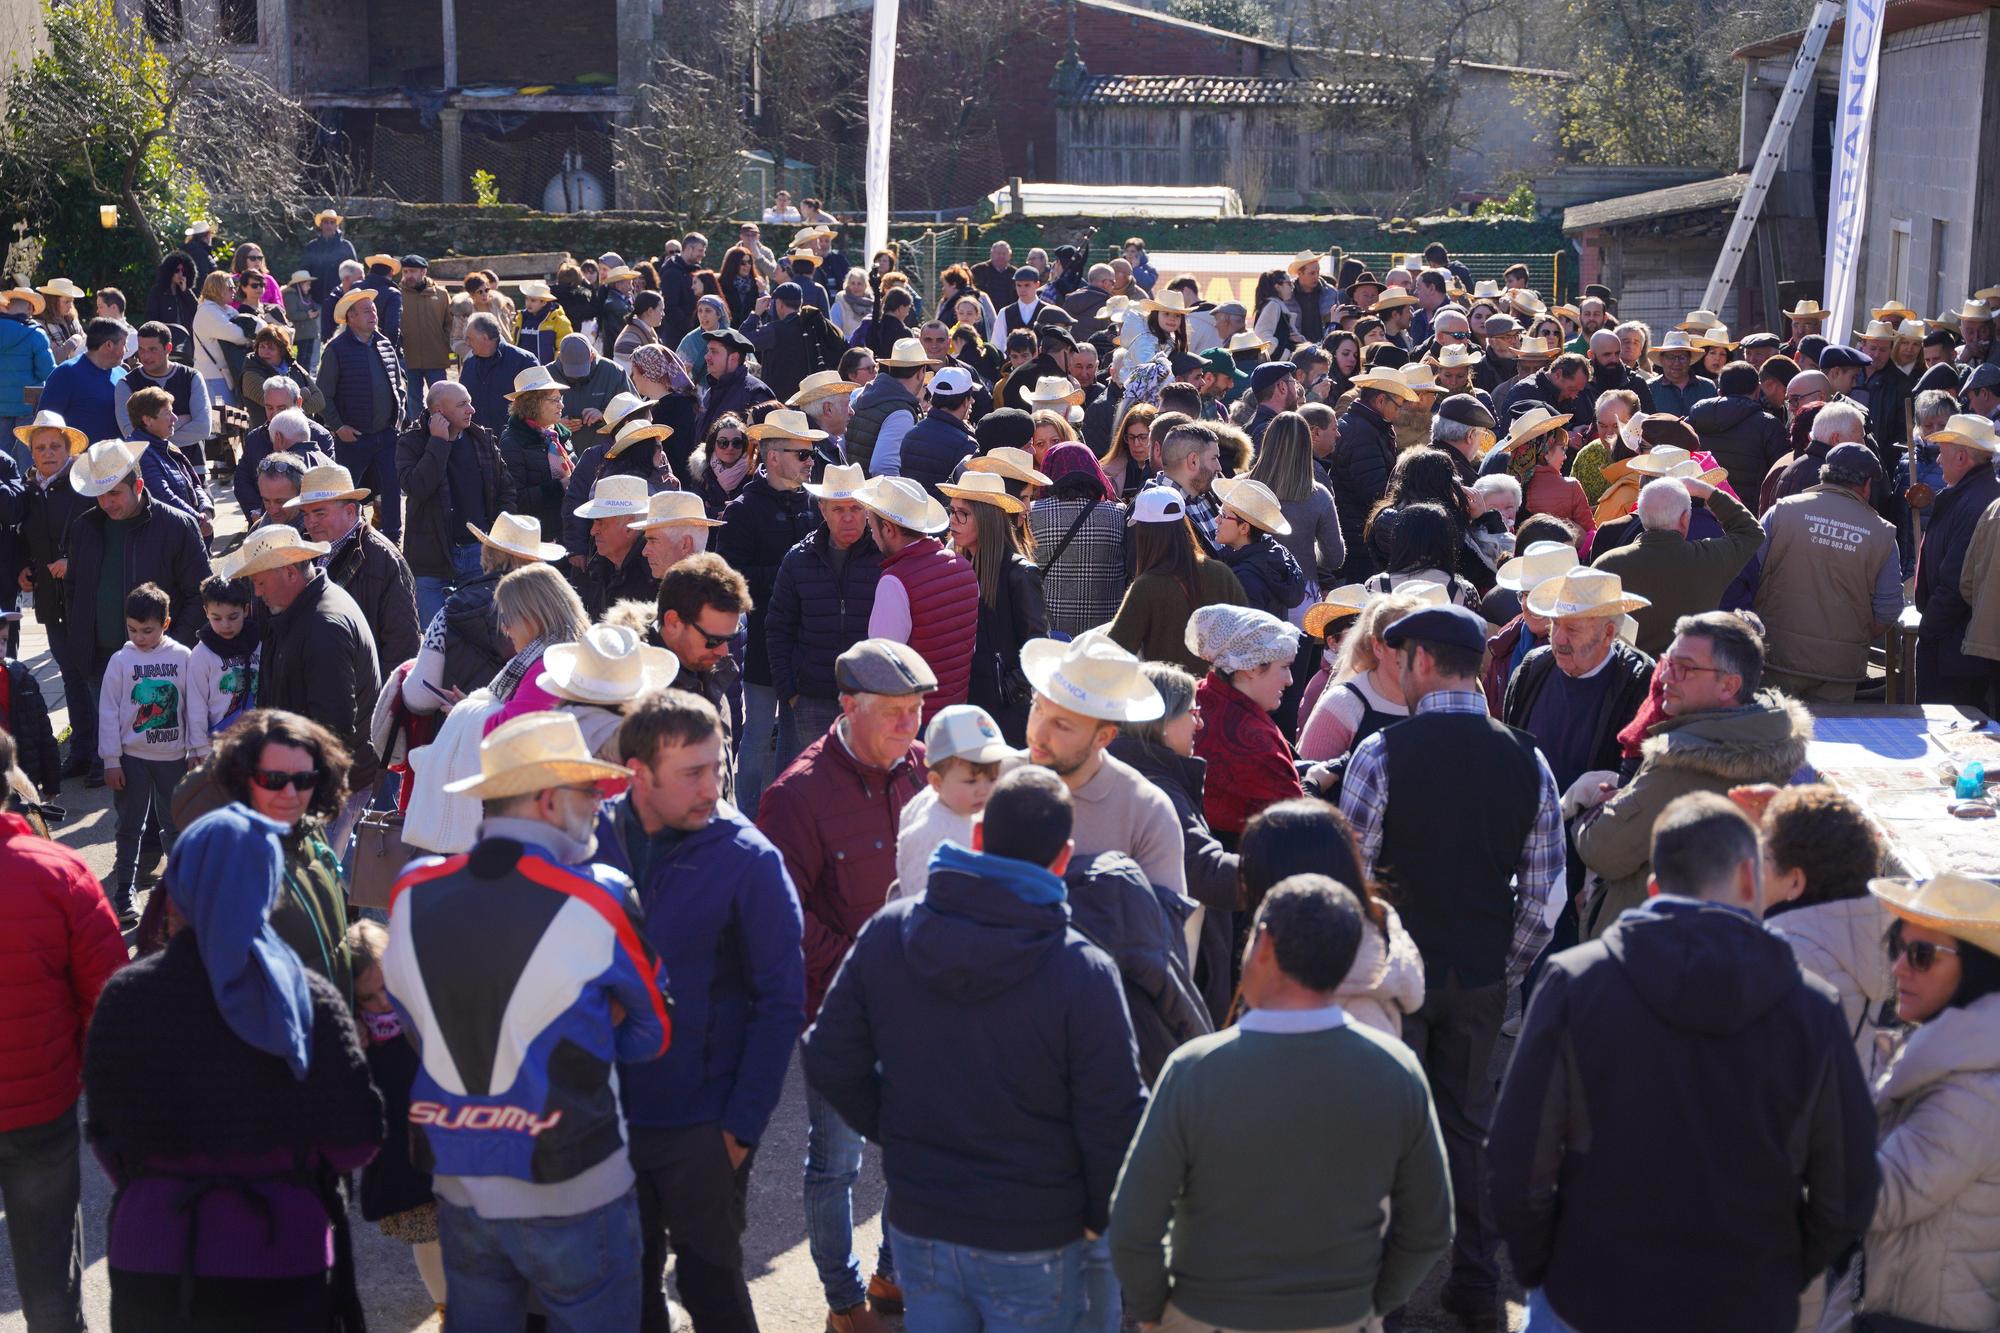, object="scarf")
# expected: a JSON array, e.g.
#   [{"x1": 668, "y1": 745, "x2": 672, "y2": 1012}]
[
  {"x1": 490, "y1": 629, "x2": 565, "y2": 703},
  {"x1": 710, "y1": 450, "x2": 752, "y2": 492}
]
